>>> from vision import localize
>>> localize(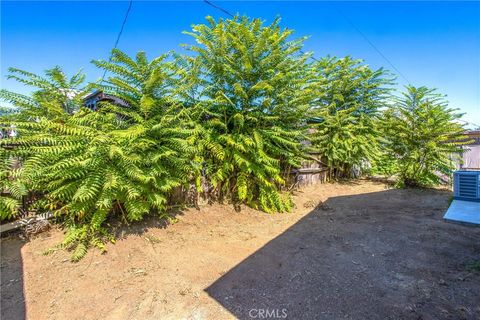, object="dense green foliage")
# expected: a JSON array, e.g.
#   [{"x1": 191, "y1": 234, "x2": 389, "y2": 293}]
[
  {"x1": 0, "y1": 156, "x2": 24, "y2": 219},
  {"x1": 1, "y1": 52, "x2": 192, "y2": 260},
  {"x1": 0, "y1": 67, "x2": 90, "y2": 221},
  {"x1": 0, "y1": 66, "x2": 89, "y2": 119},
  {"x1": 180, "y1": 16, "x2": 314, "y2": 212},
  {"x1": 0, "y1": 16, "x2": 469, "y2": 260},
  {"x1": 380, "y1": 86, "x2": 467, "y2": 187},
  {"x1": 309, "y1": 56, "x2": 393, "y2": 178}
]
